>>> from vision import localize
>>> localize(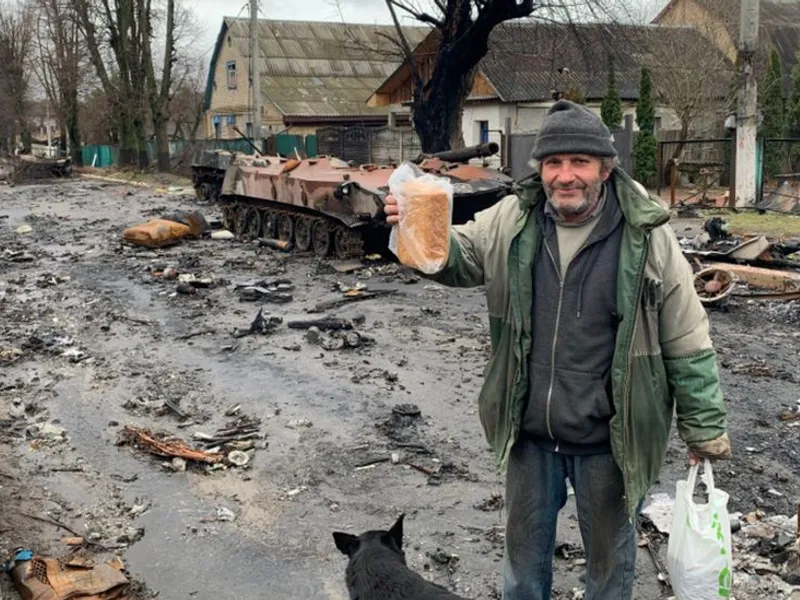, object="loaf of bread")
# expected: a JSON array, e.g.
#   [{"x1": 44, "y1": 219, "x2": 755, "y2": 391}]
[{"x1": 394, "y1": 179, "x2": 451, "y2": 274}]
